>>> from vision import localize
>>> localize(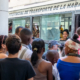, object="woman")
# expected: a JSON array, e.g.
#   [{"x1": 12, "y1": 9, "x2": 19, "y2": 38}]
[
  {"x1": 60, "y1": 29, "x2": 69, "y2": 41},
  {"x1": 57, "y1": 34, "x2": 80, "y2": 80},
  {"x1": 31, "y1": 38, "x2": 53, "y2": 80},
  {"x1": 0, "y1": 35, "x2": 8, "y2": 59}
]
